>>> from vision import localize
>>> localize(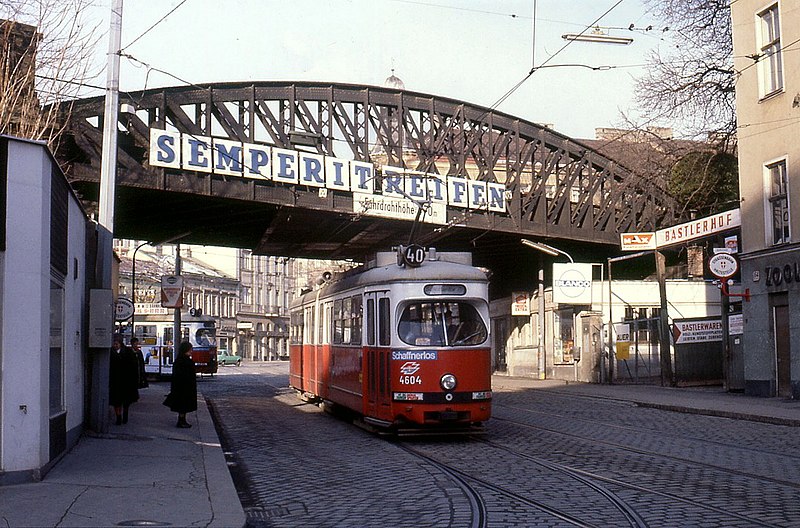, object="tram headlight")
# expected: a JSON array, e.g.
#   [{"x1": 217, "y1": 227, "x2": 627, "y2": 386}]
[{"x1": 440, "y1": 373, "x2": 457, "y2": 391}]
